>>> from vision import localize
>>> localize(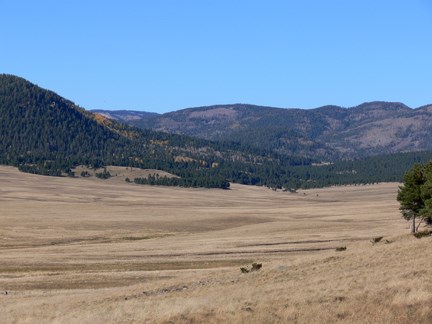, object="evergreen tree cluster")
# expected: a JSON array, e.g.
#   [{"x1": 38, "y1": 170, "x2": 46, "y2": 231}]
[
  {"x1": 95, "y1": 168, "x2": 111, "y2": 179},
  {"x1": 287, "y1": 151, "x2": 432, "y2": 189},
  {"x1": 134, "y1": 173, "x2": 230, "y2": 189},
  {"x1": 2, "y1": 74, "x2": 432, "y2": 189},
  {"x1": 397, "y1": 161, "x2": 432, "y2": 232}
]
